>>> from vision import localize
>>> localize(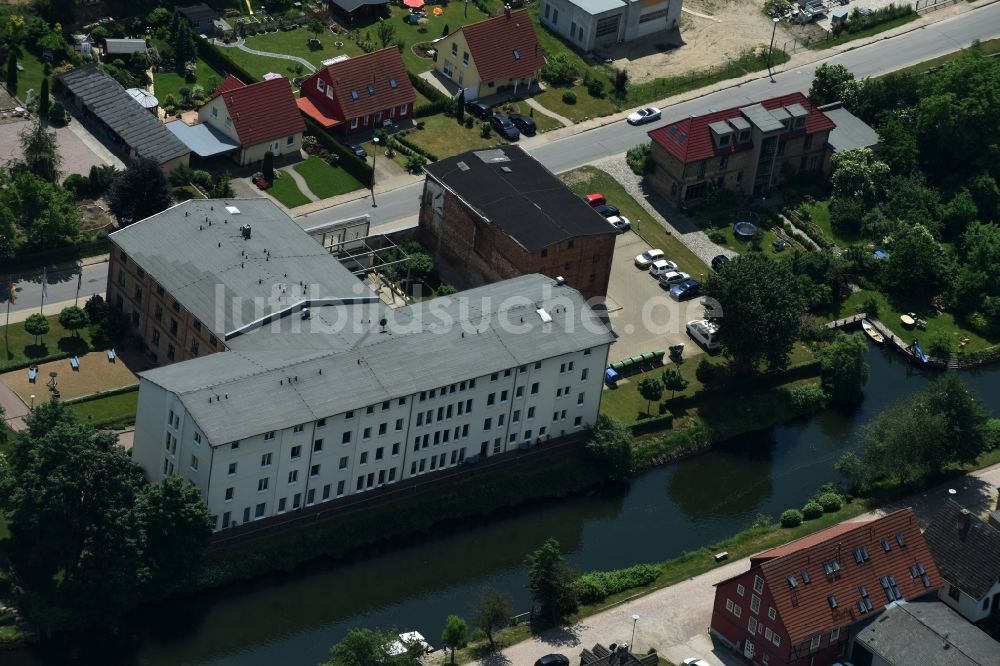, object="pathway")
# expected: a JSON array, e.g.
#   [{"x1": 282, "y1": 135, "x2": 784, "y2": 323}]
[
  {"x1": 0, "y1": 379, "x2": 29, "y2": 432},
  {"x1": 212, "y1": 38, "x2": 317, "y2": 73},
  {"x1": 281, "y1": 166, "x2": 320, "y2": 202},
  {"x1": 524, "y1": 97, "x2": 572, "y2": 127},
  {"x1": 474, "y1": 464, "x2": 1000, "y2": 666}
]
